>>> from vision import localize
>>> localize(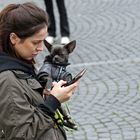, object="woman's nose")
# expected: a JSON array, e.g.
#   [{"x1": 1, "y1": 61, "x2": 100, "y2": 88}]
[{"x1": 36, "y1": 43, "x2": 43, "y2": 51}]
